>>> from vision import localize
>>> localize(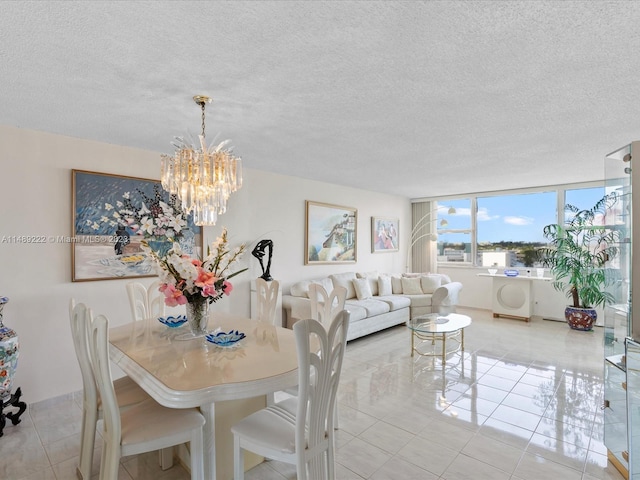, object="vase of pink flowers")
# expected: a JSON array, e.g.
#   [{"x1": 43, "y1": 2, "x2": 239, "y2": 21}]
[{"x1": 143, "y1": 228, "x2": 247, "y2": 337}]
